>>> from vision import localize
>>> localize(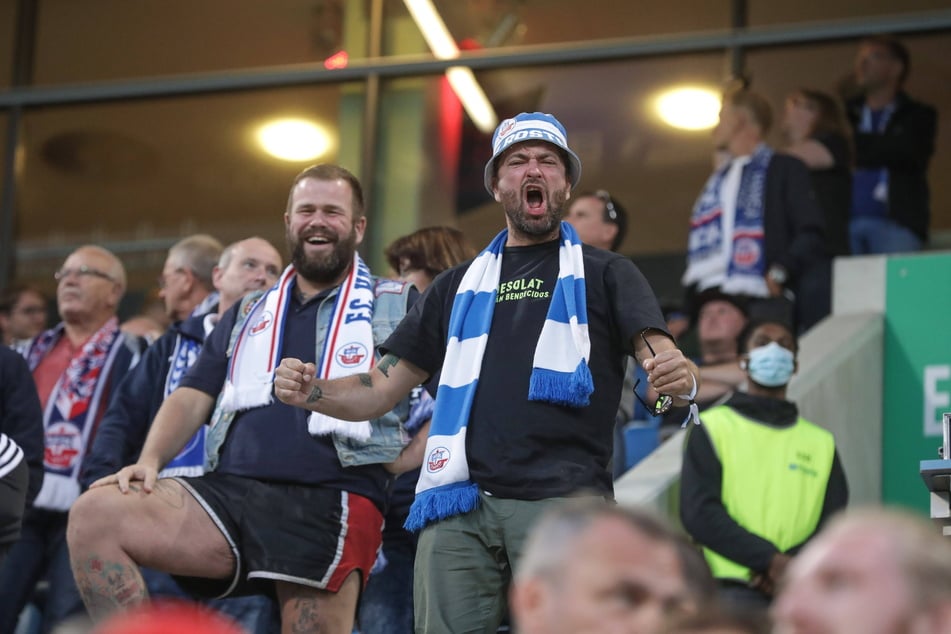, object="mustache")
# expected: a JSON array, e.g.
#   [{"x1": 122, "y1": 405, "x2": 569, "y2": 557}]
[{"x1": 299, "y1": 228, "x2": 337, "y2": 243}]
